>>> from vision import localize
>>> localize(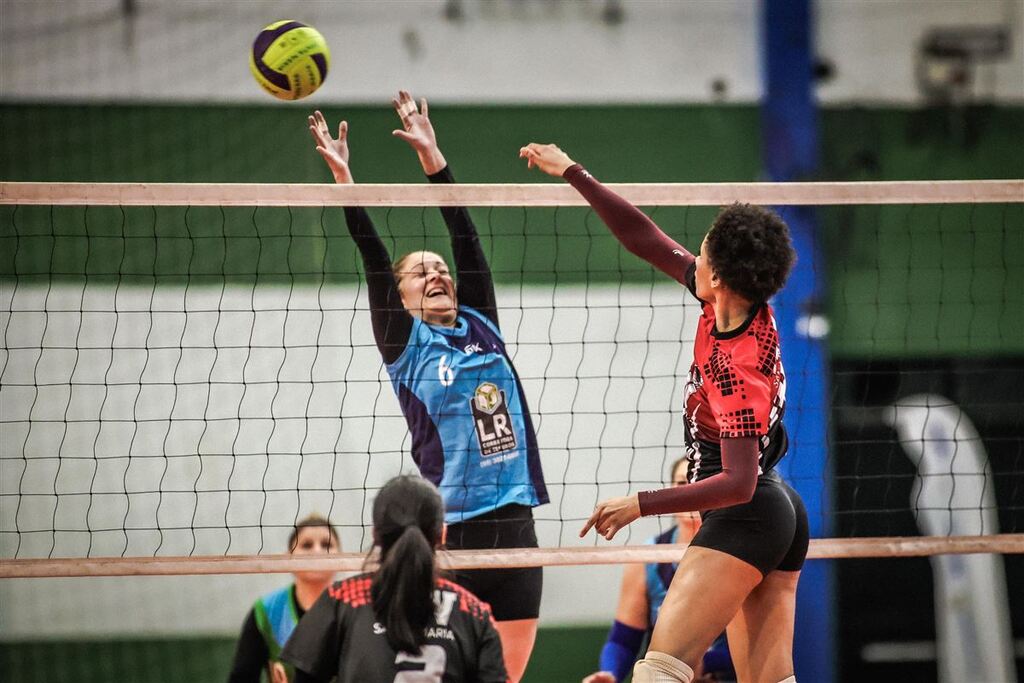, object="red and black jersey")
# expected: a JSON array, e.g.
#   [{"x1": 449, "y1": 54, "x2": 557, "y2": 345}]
[
  {"x1": 683, "y1": 269, "x2": 788, "y2": 482},
  {"x1": 563, "y1": 164, "x2": 790, "y2": 514},
  {"x1": 281, "y1": 573, "x2": 507, "y2": 683}
]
